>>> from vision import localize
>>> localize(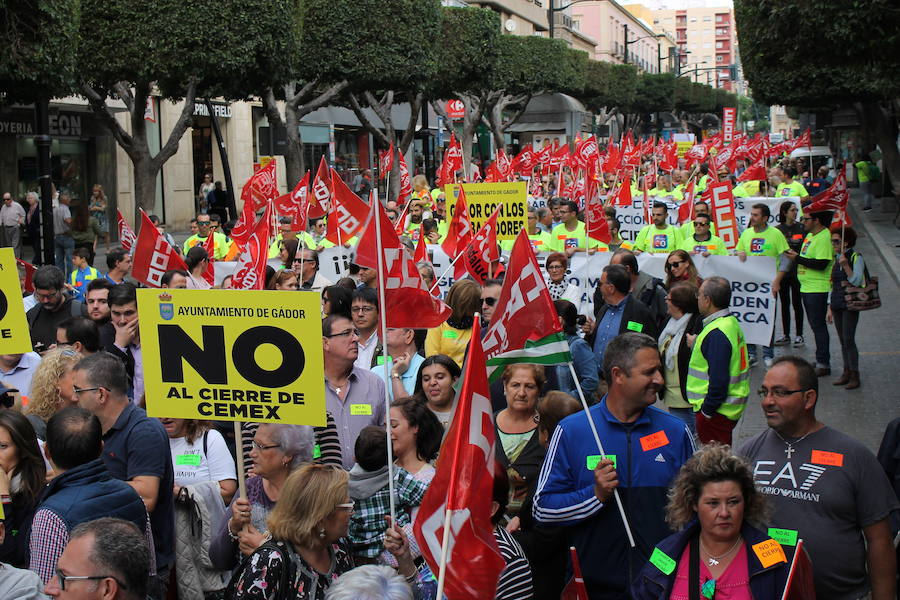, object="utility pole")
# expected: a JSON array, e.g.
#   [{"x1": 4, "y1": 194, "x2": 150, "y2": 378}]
[{"x1": 623, "y1": 24, "x2": 629, "y2": 63}]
